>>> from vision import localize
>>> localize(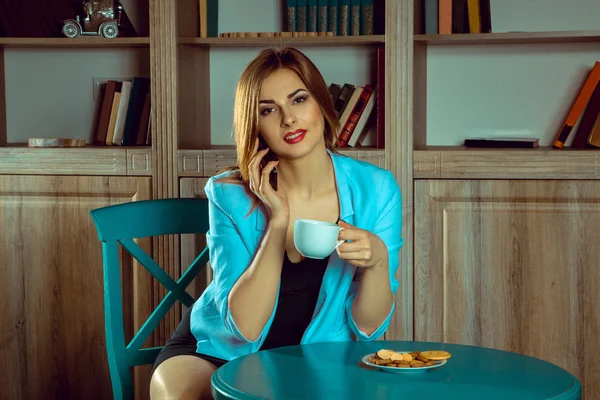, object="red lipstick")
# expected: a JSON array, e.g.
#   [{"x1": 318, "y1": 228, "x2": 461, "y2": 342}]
[{"x1": 284, "y1": 129, "x2": 307, "y2": 144}]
